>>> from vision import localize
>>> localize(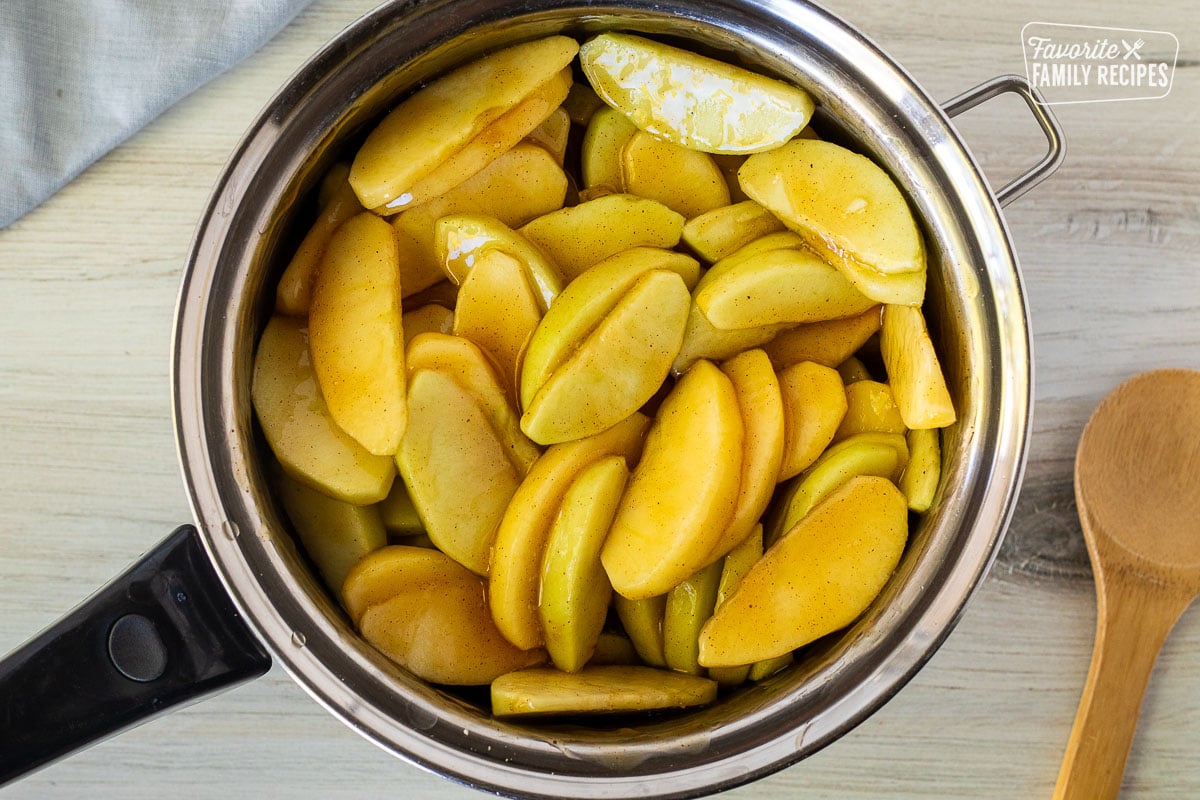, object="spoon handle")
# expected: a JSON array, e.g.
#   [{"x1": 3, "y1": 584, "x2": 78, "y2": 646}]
[{"x1": 1053, "y1": 575, "x2": 1191, "y2": 800}]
